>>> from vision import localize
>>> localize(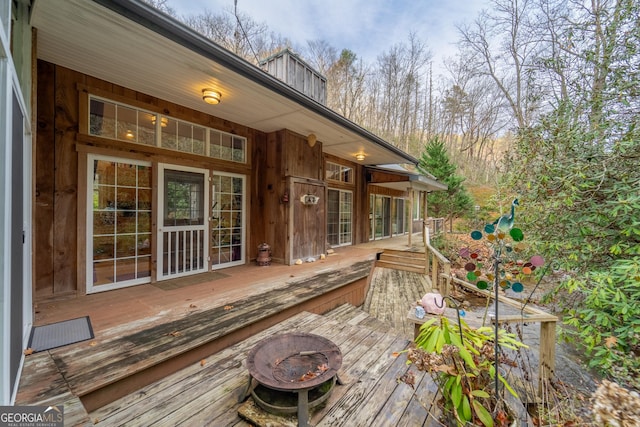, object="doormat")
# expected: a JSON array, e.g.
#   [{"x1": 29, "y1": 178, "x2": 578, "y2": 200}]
[
  {"x1": 28, "y1": 316, "x2": 94, "y2": 352},
  {"x1": 152, "y1": 271, "x2": 229, "y2": 291}
]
